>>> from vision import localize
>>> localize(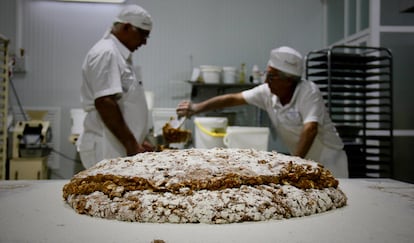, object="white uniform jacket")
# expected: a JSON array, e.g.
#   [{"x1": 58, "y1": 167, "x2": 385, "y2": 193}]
[
  {"x1": 242, "y1": 82, "x2": 348, "y2": 178},
  {"x1": 78, "y1": 34, "x2": 148, "y2": 169}
]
